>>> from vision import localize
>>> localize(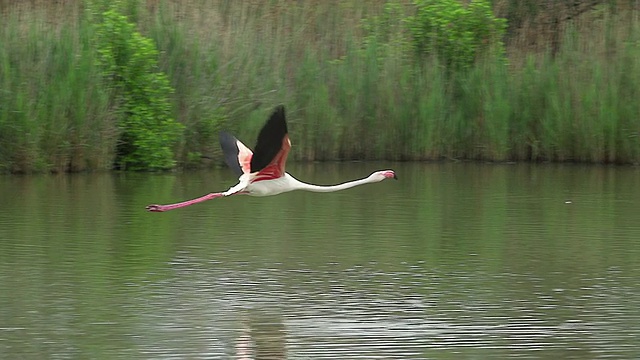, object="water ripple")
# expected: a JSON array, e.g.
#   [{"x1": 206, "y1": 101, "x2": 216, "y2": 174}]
[{"x1": 123, "y1": 256, "x2": 640, "y2": 359}]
